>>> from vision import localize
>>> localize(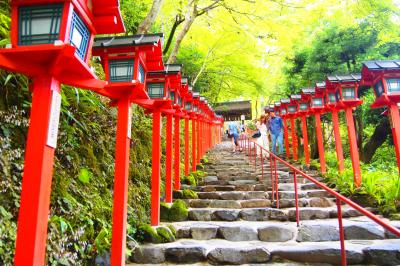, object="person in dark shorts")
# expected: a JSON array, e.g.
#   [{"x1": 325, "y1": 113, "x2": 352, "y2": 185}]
[{"x1": 228, "y1": 122, "x2": 242, "y2": 152}]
